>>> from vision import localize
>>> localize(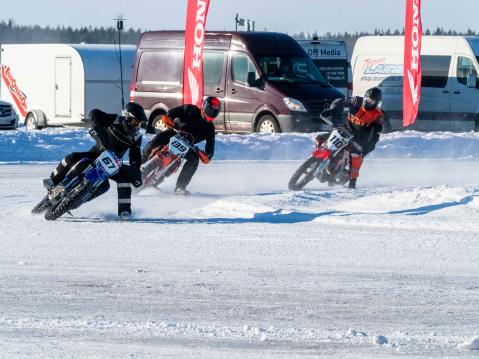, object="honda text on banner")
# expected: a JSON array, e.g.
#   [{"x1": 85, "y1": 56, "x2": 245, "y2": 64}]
[{"x1": 403, "y1": 0, "x2": 422, "y2": 127}]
